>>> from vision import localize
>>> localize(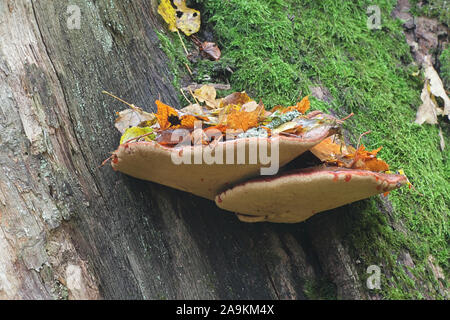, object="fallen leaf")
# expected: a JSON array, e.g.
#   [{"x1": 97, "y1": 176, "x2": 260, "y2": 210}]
[
  {"x1": 120, "y1": 127, "x2": 155, "y2": 144},
  {"x1": 226, "y1": 106, "x2": 263, "y2": 132},
  {"x1": 158, "y1": 0, "x2": 200, "y2": 36},
  {"x1": 201, "y1": 41, "x2": 221, "y2": 61},
  {"x1": 115, "y1": 108, "x2": 156, "y2": 134},
  {"x1": 157, "y1": 0, "x2": 177, "y2": 32},
  {"x1": 311, "y1": 136, "x2": 389, "y2": 172},
  {"x1": 344, "y1": 145, "x2": 389, "y2": 172},
  {"x1": 310, "y1": 136, "x2": 355, "y2": 161},
  {"x1": 423, "y1": 55, "x2": 450, "y2": 119},
  {"x1": 193, "y1": 85, "x2": 218, "y2": 108},
  {"x1": 173, "y1": 0, "x2": 200, "y2": 36},
  {"x1": 220, "y1": 91, "x2": 253, "y2": 108},
  {"x1": 415, "y1": 80, "x2": 441, "y2": 125},
  {"x1": 155, "y1": 100, "x2": 200, "y2": 130},
  {"x1": 180, "y1": 103, "x2": 205, "y2": 116},
  {"x1": 241, "y1": 101, "x2": 260, "y2": 112},
  {"x1": 271, "y1": 121, "x2": 298, "y2": 135},
  {"x1": 282, "y1": 96, "x2": 311, "y2": 114}
]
